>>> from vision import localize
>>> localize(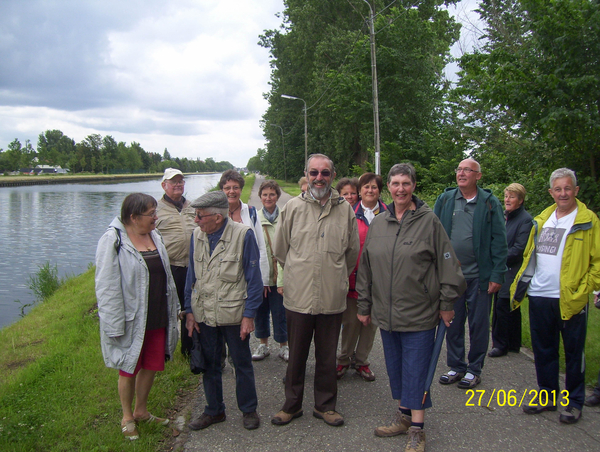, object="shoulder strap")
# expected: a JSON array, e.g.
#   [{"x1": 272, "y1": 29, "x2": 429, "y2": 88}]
[
  {"x1": 249, "y1": 205, "x2": 257, "y2": 225},
  {"x1": 111, "y1": 227, "x2": 122, "y2": 254}
]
